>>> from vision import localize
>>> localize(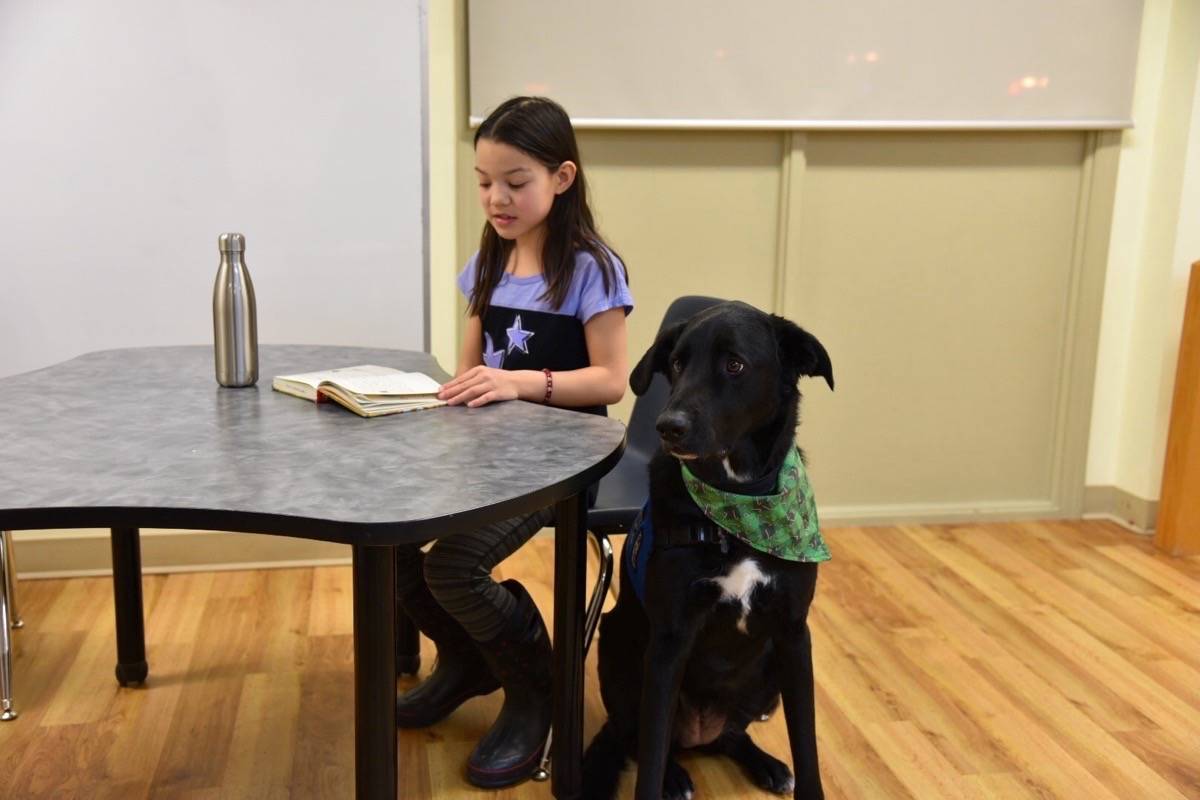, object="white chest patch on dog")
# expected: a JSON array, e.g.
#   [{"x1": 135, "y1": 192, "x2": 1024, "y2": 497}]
[
  {"x1": 708, "y1": 558, "x2": 772, "y2": 633},
  {"x1": 722, "y1": 456, "x2": 752, "y2": 483}
]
